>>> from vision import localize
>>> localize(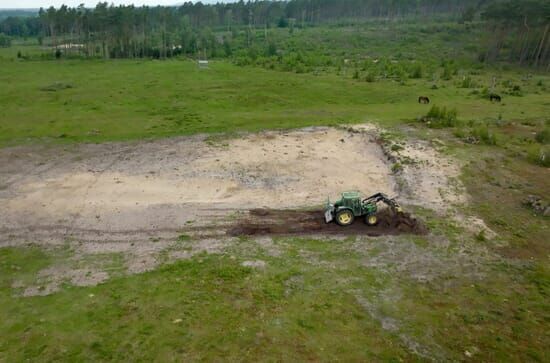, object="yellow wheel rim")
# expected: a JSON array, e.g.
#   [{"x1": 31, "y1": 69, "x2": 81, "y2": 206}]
[
  {"x1": 338, "y1": 212, "x2": 352, "y2": 224},
  {"x1": 368, "y1": 215, "x2": 377, "y2": 225}
]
